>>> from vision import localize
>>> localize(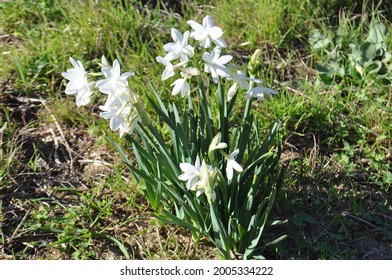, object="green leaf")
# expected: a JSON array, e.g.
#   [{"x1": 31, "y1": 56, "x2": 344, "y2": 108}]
[
  {"x1": 309, "y1": 30, "x2": 330, "y2": 50},
  {"x1": 316, "y1": 62, "x2": 345, "y2": 77},
  {"x1": 210, "y1": 203, "x2": 231, "y2": 259},
  {"x1": 367, "y1": 22, "x2": 387, "y2": 44},
  {"x1": 360, "y1": 42, "x2": 377, "y2": 61},
  {"x1": 364, "y1": 60, "x2": 382, "y2": 74}
]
